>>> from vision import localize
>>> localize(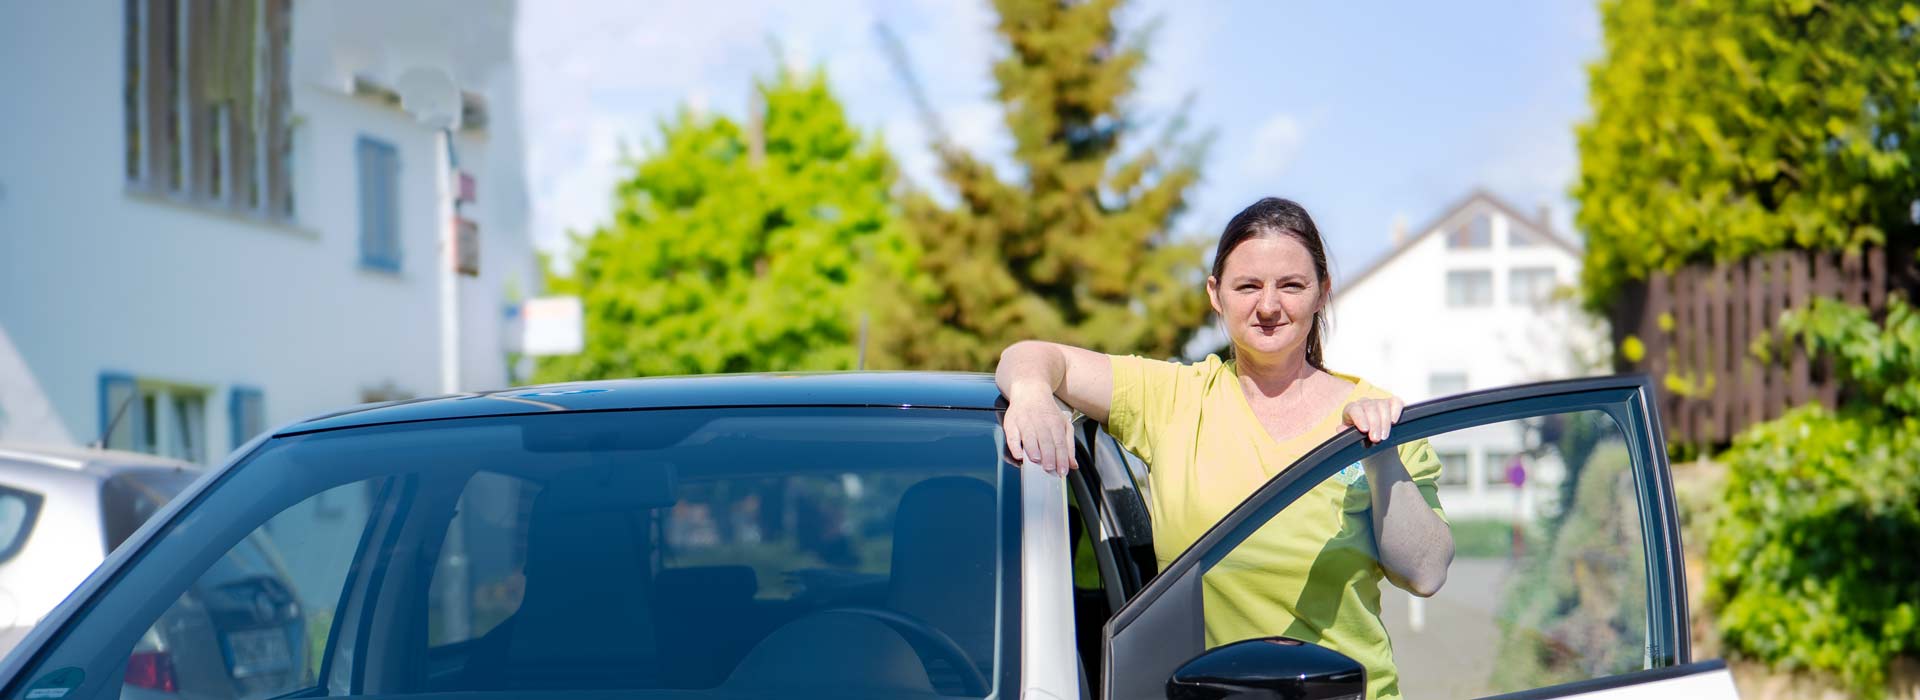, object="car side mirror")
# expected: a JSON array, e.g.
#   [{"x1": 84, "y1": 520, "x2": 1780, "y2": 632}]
[{"x1": 1166, "y1": 637, "x2": 1366, "y2": 700}]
